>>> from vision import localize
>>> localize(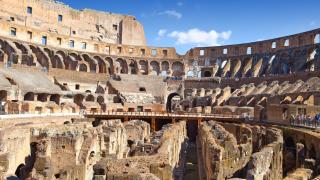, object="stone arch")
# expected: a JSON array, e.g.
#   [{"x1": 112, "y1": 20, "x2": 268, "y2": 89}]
[
  {"x1": 315, "y1": 34, "x2": 320, "y2": 44},
  {"x1": 115, "y1": 58, "x2": 128, "y2": 74},
  {"x1": 77, "y1": 63, "x2": 89, "y2": 72},
  {"x1": 97, "y1": 96, "x2": 105, "y2": 104},
  {"x1": 24, "y1": 92, "x2": 35, "y2": 101},
  {"x1": 74, "y1": 94, "x2": 84, "y2": 105},
  {"x1": 161, "y1": 61, "x2": 170, "y2": 76},
  {"x1": 309, "y1": 143, "x2": 316, "y2": 160},
  {"x1": 166, "y1": 93, "x2": 182, "y2": 112},
  {"x1": 50, "y1": 94, "x2": 60, "y2": 104},
  {"x1": 52, "y1": 54, "x2": 65, "y2": 69},
  {"x1": 94, "y1": 56, "x2": 107, "y2": 74},
  {"x1": 15, "y1": 163, "x2": 25, "y2": 178},
  {"x1": 82, "y1": 54, "x2": 98, "y2": 73},
  {"x1": 231, "y1": 59, "x2": 241, "y2": 78},
  {"x1": 222, "y1": 59, "x2": 231, "y2": 78},
  {"x1": 65, "y1": 53, "x2": 78, "y2": 71},
  {"x1": 139, "y1": 60, "x2": 148, "y2": 75},
  {"x1": 85, "y1": 94, "x2": 95, "y2": 102},
  {"x1": 128, "y1": 59, "x2": 138, "y2": 74},
  {"x1": 293, "y1": 95, "x2": 304, "y2": 104},
  {"x1": 37, "y1": 94, "x2": 48, "y2": 102},
  {"x1": 171, "y1": 61, "x2": 184, "y2": 77},
  {"x1": 304, "y1": 95, "x2": 314, "y2": 105},
  {"x1": 2, "y1": 40, "x2": 18, "y2": 64},
  {"x1": 150, "y1": 61, "x2": 160, "y2": 75},
  {"x1": 265, "y1": 55, "x2": 277, "y2": 75},
  {"x1": 280, "y1": 96, "x2": 292, "y2": 104},
  {"x1": 30, "y1": 45, "x2": 51, "y2": 70},
  {"x1": 105, "y1": 57, "x2": 114, "y2": 75},
  {"x1": 14, "y1": 42, "x2": 34, "y2": 66},
  {"x1": 242, "y1": 57, "x2": 253, "y2": 77},
  {"x1": 279, "y1": 52, "x2": 291, "y2": 74}
]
